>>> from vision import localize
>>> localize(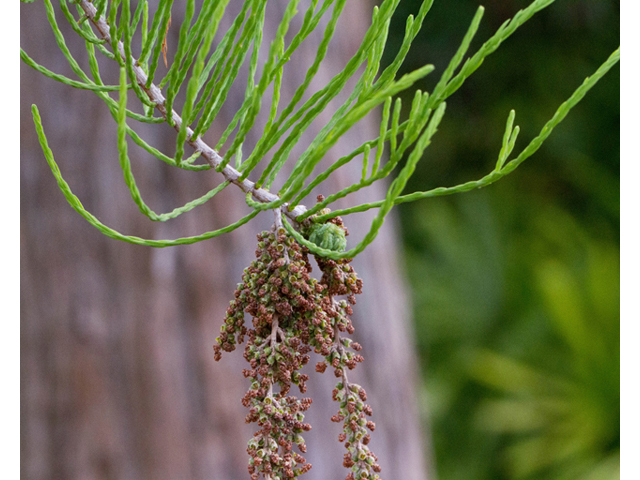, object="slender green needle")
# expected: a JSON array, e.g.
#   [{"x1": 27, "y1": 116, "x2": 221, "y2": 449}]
[
  {"x1": 193, "y1": 0, "x2": 267, "y2": 140},
  {"x1": 131, "y1": 0, "x2": 148, "y2": 38},
  {"x1": 299, "y1": 101, "x2": 439, "y2": 219},
  {"x1": 311, "y1": 47, "x2": 619, "y2": 225},
  {"x1": 291, "y1": 120, "x2": 410, "y2": 213},
  {"x1": 121, "y1": 0, "x2": 155, "y2": 107},
  {"x1": 145, "y1": 0, "x2": 175, "y2": 88},
  {"x1": 432, "y1": 0, "x2": 555, "y2": 106},
  {"x1": 163, "y1": 0, "x2": 228, "y2": 101},
  {"x1": 361, "y1": 144, "x2": 371, "y2": 183},
  {"x1": 389, "y1": 97, "x2": 402, "y2": 155},
  {"x1": 218, "y1": 0, "x2": 295, "y2": 173},
  {"x1": 234, "y1": 144, "x2": 243, "y2": 170},
  {"x1": 372, "y1": 96, "x2": 392, "y2": 176},
  {"x1": 175, "y1": 0, "x2": 231, "y2": 164},
  {"x1": 83, "y1": 29, "x2": 102, "y2": 85},
  {"x1": 269, "y1": 0, "x2": 413, "y2": 193},
  {"x1": 59, "y1": 0, "x2": 106, "y2": 45},
  {"x1": 141, "y1": 0, "x2": 149, "y2": 52},
  {"x1": 21, "y1": 49, "x2": 120, "y2": 91},
  {"x1": 191, "y1": 0, "x2": 252, "y2": 122},
  {"x1": 357, "y1": 6, "x2": 386, "y2": 97},
  {"x1": 501, "y1": 47, "x2": 620, "y2": 175},
  {"x1": 372, "y1": 0, "x2": 433, "y2": 92},
  {"x1": 244, "y1": 191, "x2": 285, "y2": 211},
  {"x1": 43, "y1": 0, "x2": 94, "y2": 83},
  {"x1": 164, "y1": 0, "x2": 196, "y2": 123},
  {"x1": 430, "y1": 6, "x2": 484, "y2": 101},
  {"x1": 281, "y1": 64, "x2": 434, "y2": 205},
  {"x1": 117, "y1": 66, "x2": 161, "y2": 220},
  {"x1": 248, "y1": 0, "x2": 349, "y2": 185},
  {"x1": 94, "y1": 0, "x2": 107, "y2": 18},
  {"x1": 116, "y1": 68, "x2": 220, "y2": 219},
  {"x1": 496, "y1": 109, "x2": 517, "y2": 171},
  {"x1": 74, "y1": 2, "x2": 115, "y2": 60},
  {"x1": 140, "y1": 0, "x2": 171, "y2": 65},
  {"x1": 108, "y1": 0, "x2": 122, "y2": 54},
  {"x1": 32, "y1": 104, "x2": 258, "y2": 247}
]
